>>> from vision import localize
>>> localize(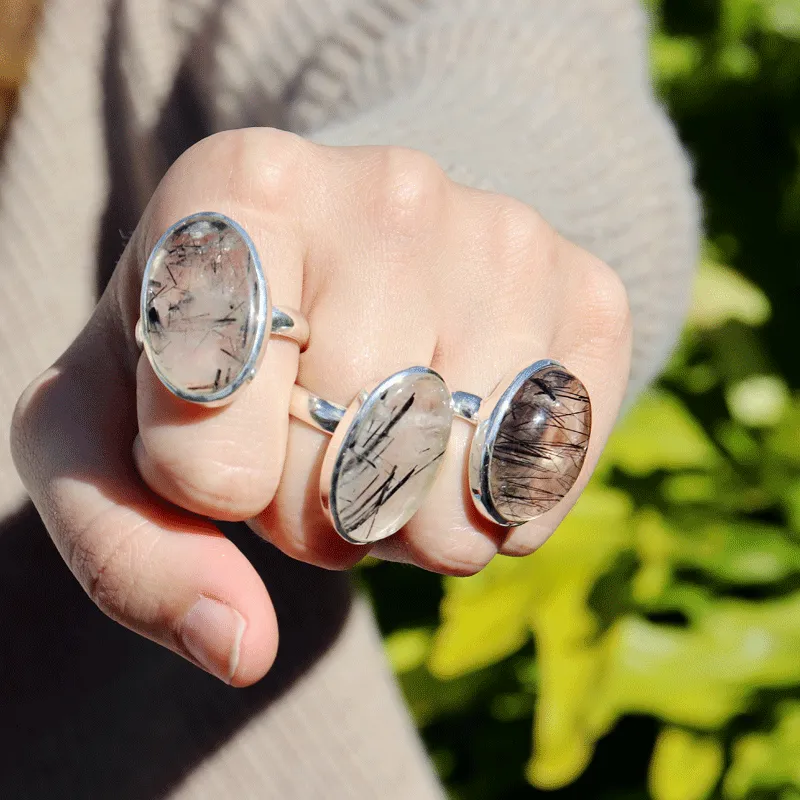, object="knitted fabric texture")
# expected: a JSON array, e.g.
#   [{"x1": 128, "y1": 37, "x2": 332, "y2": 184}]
[{"x1": 0, "y1": 0, "x2": 699, "y2": 797}]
